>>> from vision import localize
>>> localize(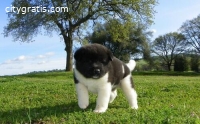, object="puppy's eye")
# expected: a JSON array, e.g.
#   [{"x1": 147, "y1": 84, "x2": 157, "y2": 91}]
[{"x1": 102, "y1": 59, "x2": 108, "y2": 64}]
